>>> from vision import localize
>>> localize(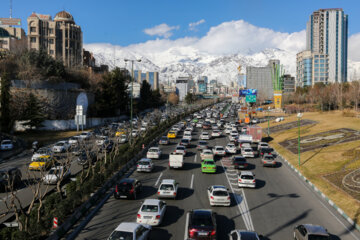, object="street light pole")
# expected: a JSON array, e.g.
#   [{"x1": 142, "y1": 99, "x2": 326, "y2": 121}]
[
  {"x1": 297, "y1": 113, "x2": 303, "y2": 167},
  {"x1": 267, "y1": 107, "x2": 270, "y2": 137},
  {"x1": 124, "y1": 58, "x2": 141, "y2": 144}
]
